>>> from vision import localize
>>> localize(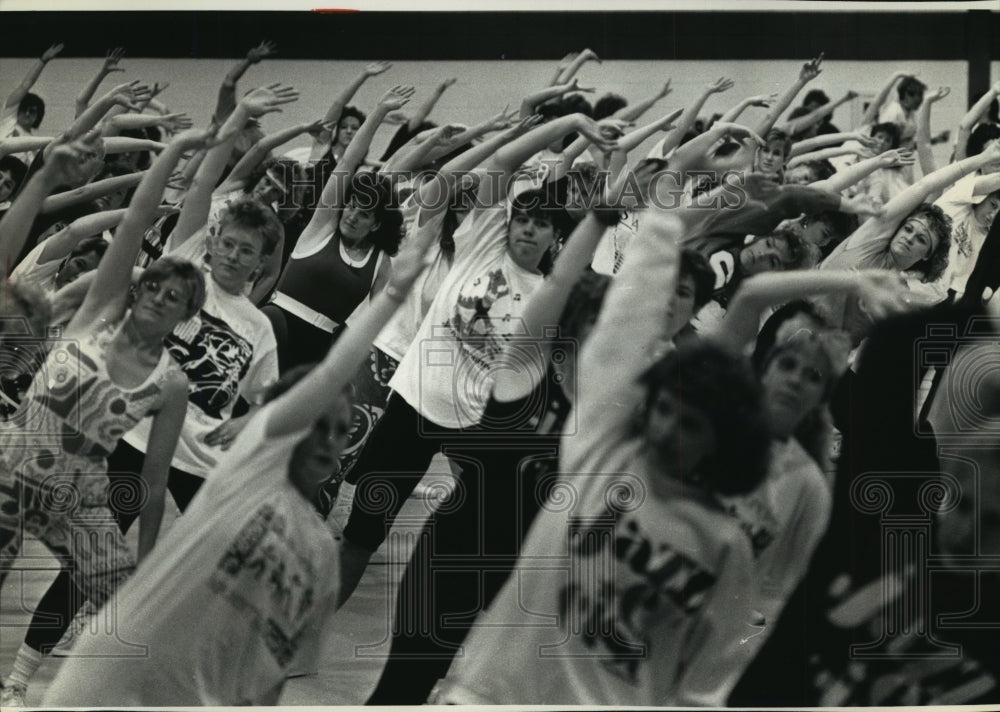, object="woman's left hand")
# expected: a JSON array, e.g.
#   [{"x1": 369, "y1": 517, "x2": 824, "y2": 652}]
[{"x1": 204, "y1": 415, "x2": 252, "y2": 450}]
